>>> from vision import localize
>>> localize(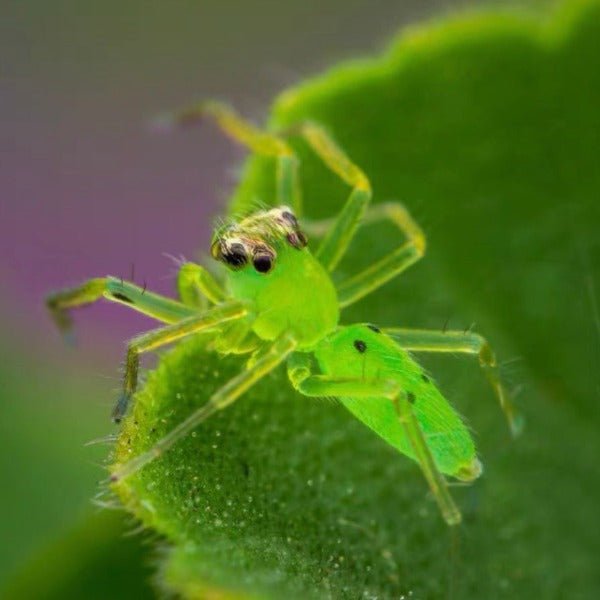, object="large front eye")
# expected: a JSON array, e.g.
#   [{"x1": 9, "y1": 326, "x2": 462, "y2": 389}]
[
  {"x1": 223, "y1": 243, "x2": 247, "y2": 269},
  {"x1": 253, "y1": 253, "x2": 273, "y2": 273}
]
